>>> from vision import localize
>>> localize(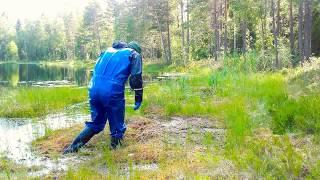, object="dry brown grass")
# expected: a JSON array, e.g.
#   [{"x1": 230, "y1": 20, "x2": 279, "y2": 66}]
[
  {"x1": 32, "y1": 125, "x2": 83, "y2": 156},
  {"x1": 126, "y1": 116, "x2": 162, "y2": 143}
]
